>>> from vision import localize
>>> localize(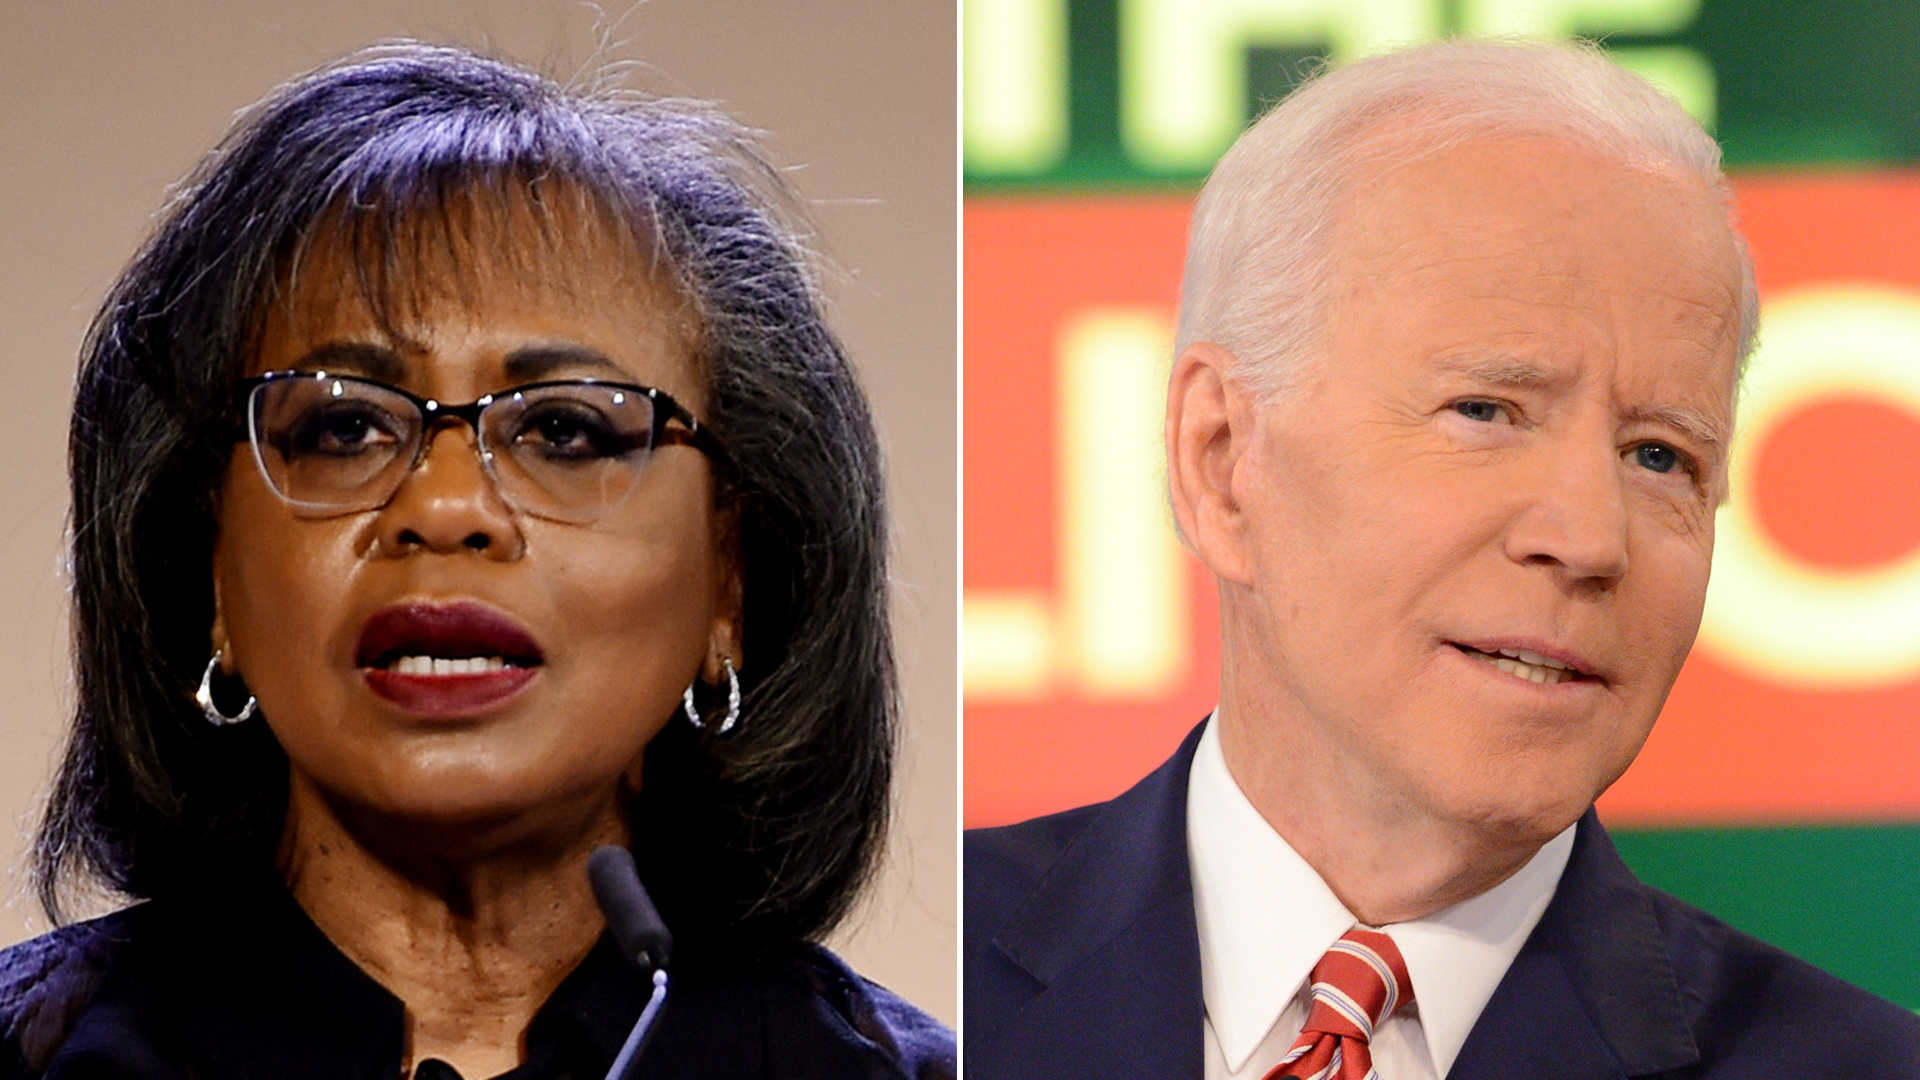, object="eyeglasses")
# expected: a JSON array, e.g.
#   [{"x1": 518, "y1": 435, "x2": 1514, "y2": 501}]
[{"x1": 240, "y1": 370, "x2": 723, "y2": 524}]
